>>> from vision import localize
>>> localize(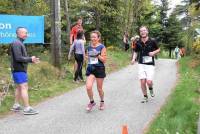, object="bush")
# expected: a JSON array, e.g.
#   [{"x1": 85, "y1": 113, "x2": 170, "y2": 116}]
[
  {"x1": 192, "y1": 38, "x2": 200, "y2": 54},
  {"x1": 28, "y1": 61, "x2": 60, "y2": 90}
]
